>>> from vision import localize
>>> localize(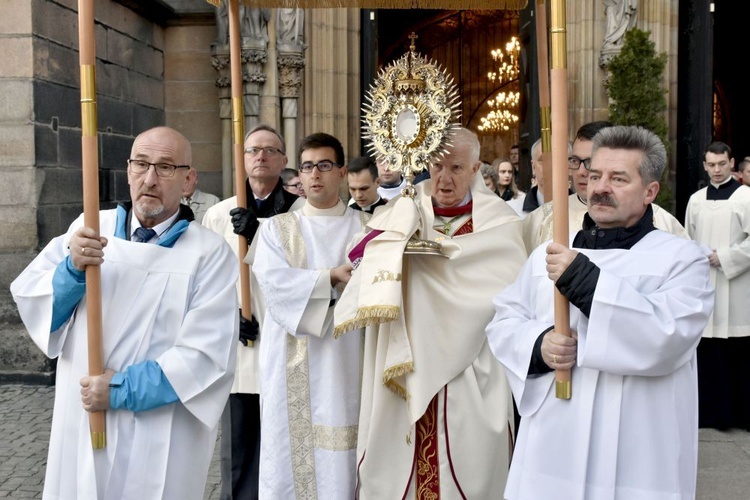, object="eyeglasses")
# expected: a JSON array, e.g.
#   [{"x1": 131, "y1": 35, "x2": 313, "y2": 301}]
[
  {"x1": 284, "y1": 182, "x2": 303, "y2": 190},
  {"x1": 568, "y1": 156, "x2": 592, "y2": 171},
  {"x1": 128, "y1": 159, "x2": 190, "y2": 178},
  {"x1": 299, "y1": 160, "x2": 340, "y2": 173},
  {"x1": 244, "y1": 146, "x2": 284, "y2": 157}
]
